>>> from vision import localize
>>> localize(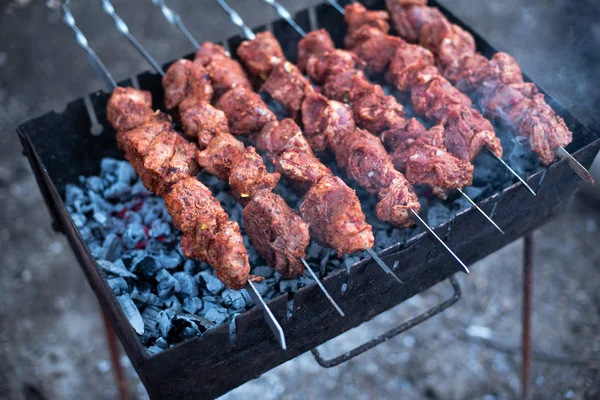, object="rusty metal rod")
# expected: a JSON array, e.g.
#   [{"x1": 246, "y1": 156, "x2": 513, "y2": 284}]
[
  {"x1": 522, "y1": 233, "x2": 533, "y2": 400},
  {"x1": 101, "y1": 311, "x2": 130, "y2": 400}
]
